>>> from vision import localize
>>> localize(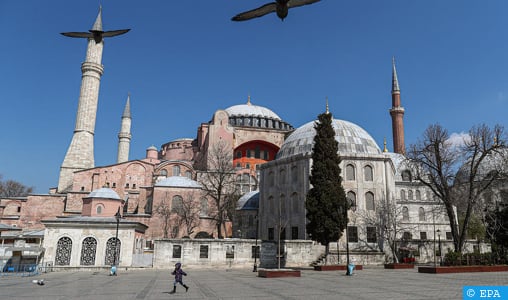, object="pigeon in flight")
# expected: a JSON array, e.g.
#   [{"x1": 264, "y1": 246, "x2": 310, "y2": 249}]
[
  {"x1": 232, "y1": 0, "x2": 321, "y2": 21},
  {"x1": 61, "y1": 6, "x2": 129, "y2": 43}
]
